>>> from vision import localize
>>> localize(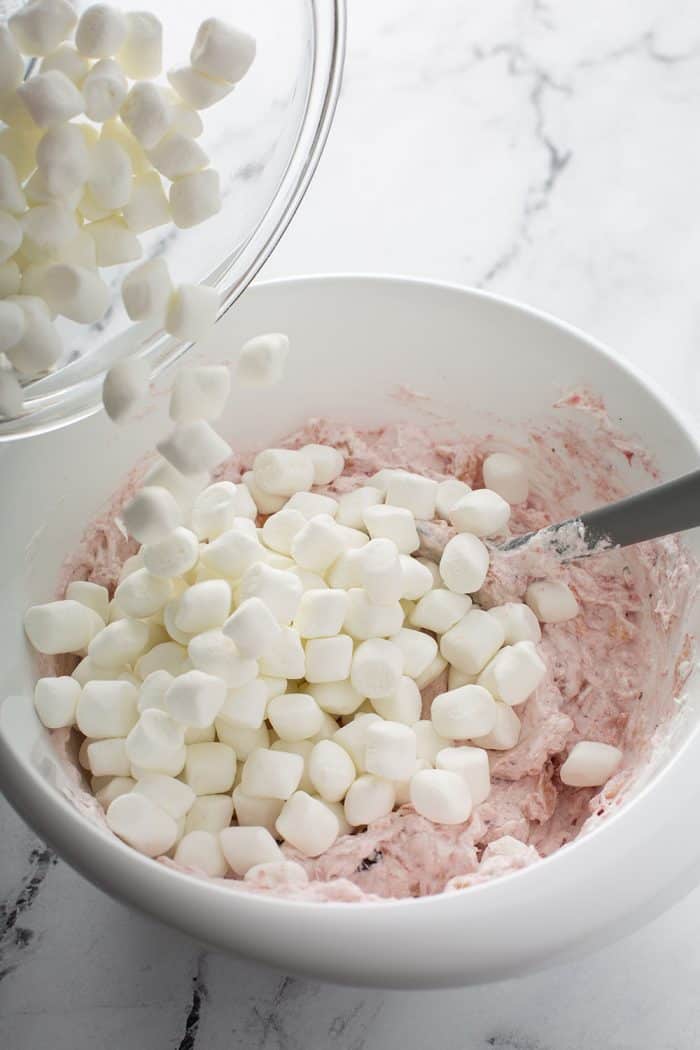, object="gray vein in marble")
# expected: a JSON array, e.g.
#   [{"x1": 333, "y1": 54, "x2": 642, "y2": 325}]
[
  {"x1": 175, "y1": 952, "x2": 207, "y2": 1050},
  {"x1": 0, "y1": 846, "x2": 56, "y2": 983}
]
